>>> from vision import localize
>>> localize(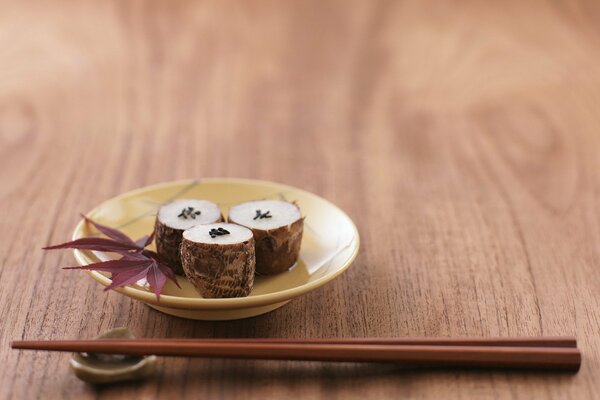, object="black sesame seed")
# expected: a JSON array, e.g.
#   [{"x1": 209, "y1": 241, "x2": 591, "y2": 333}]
[{"x1": 254, "y1": 209, "x2": 273, "y2": 220}]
